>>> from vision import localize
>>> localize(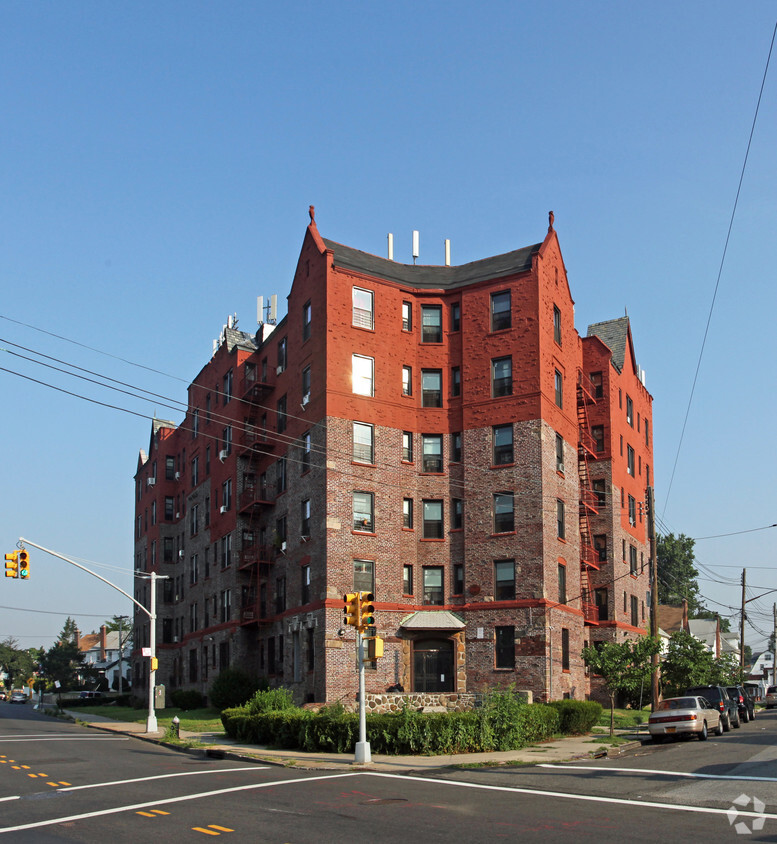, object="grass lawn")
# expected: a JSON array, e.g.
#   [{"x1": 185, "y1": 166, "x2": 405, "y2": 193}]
[
  {"x1": 594, "y1": 706, "x2": 650, "y2": 731},
  {"x1": 68, "y1": 705, "x2": 223, "y2": 732}
]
